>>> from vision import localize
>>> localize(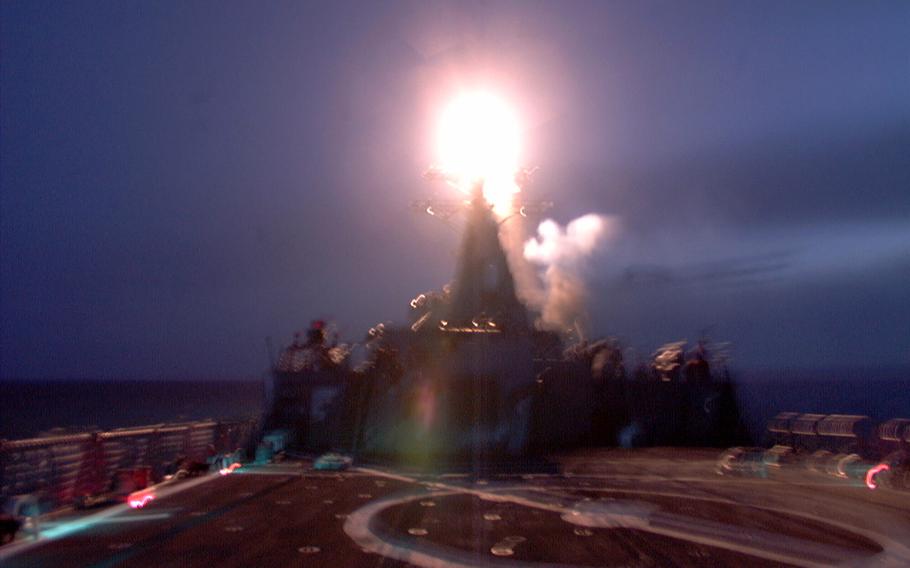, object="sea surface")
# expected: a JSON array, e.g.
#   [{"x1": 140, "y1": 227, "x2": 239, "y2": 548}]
[
  {"x1": 0, "y1": 380, "x2": 265, "y2": 440},
  {"x1": 1, "y1": 371, "x2": 908, "y2": 442}
]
